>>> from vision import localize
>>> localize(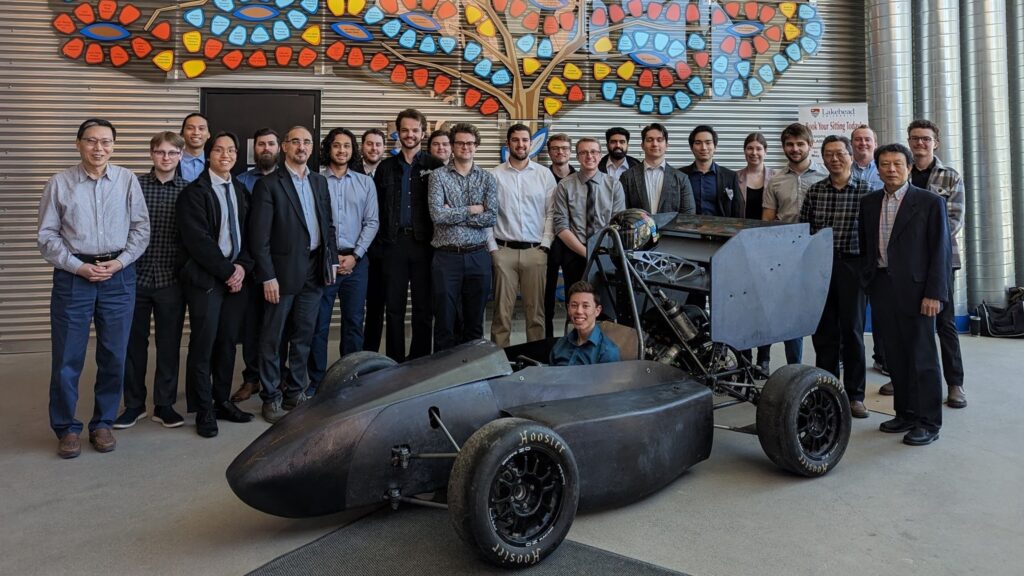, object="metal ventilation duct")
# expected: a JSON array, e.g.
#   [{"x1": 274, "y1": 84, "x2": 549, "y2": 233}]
[
  {"x1": 959, "y1": 0, "x2": 1016, "y2": 306},
  {"x1": 866, "y1": 0, "x2": 914, "y2": 145},
  {"x1": 912, "y1": 0, "x2": 967, "y2": 318},
  {"x1": 1008, "y1": 0, "x2": 1024, "y2": 285}
]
